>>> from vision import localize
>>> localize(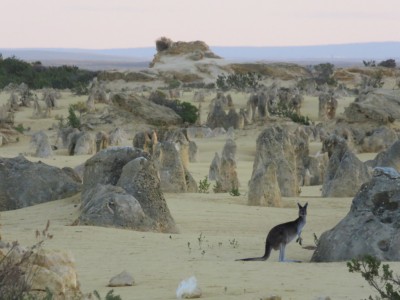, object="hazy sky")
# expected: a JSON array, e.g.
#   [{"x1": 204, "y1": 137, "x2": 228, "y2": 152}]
[{"x1": 2, "y1": 0, "x2": 399, "y2": 49}]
